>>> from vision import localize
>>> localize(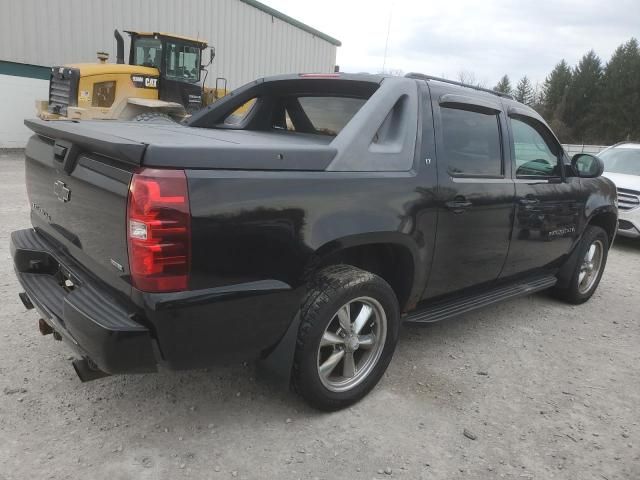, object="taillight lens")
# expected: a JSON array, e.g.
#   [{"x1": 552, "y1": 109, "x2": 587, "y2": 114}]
[{"x1": 127, "y1": 168, "x2": 191, "y2": 292}]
